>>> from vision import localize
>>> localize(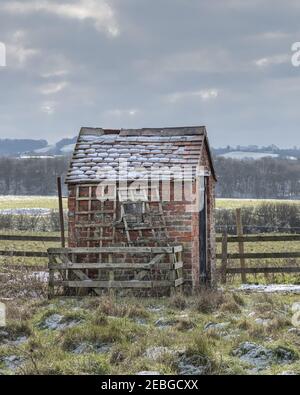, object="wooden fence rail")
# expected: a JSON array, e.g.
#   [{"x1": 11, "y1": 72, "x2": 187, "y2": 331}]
[
  {"x1": 48, "y1": 246, "x2": 184, "y2": 298},
  {"x1": 0, "y1": 234, "x2": 61, "y2": 258},
  {"x1": 1, "y1": 232, "x2": 300, "y2": 285},
  {"x1": 216, "y1": 234, "x2": 300, "y2": 243},
  {"x1": 0, "y1": 250, "x2": 48, "y2": 258},
  {"x1": 226, "y1": 267, "x2": 300, "y2": 274},
  {"x1": 219, "y1": 252, "x2": 300, "y2": 259},
  {"x1": 0, "y1": 235, "x2": 61, "y2": 242},
  {"x1": 217, "y1": 233, "x2": 300, "y2": 284}
]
